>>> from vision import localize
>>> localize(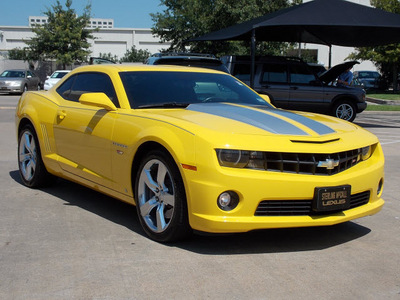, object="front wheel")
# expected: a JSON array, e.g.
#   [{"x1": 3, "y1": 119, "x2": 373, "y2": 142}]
[
  {"x1": 134, "y1": 150, "x2": 191, "y2": 242},
  {"x1": 18, "y1": 124, "x2": 54, "y2": 188},
  {"x1": 332, "y1": 100, "x2": 356, "y2": 122}
]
